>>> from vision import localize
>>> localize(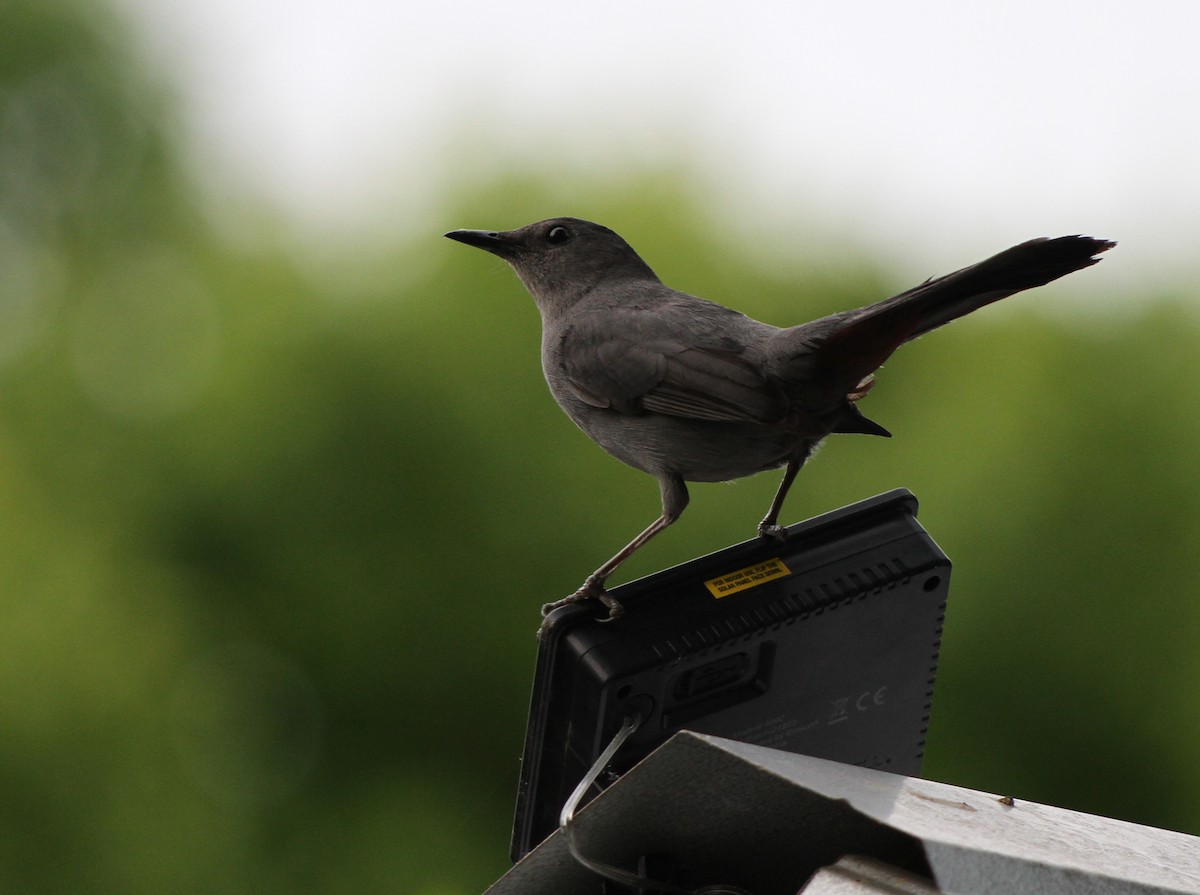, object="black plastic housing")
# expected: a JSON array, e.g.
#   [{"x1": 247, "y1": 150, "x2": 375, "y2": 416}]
[{"x1": 511, "y1": 488, "x2": 950, "y2": 860}]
